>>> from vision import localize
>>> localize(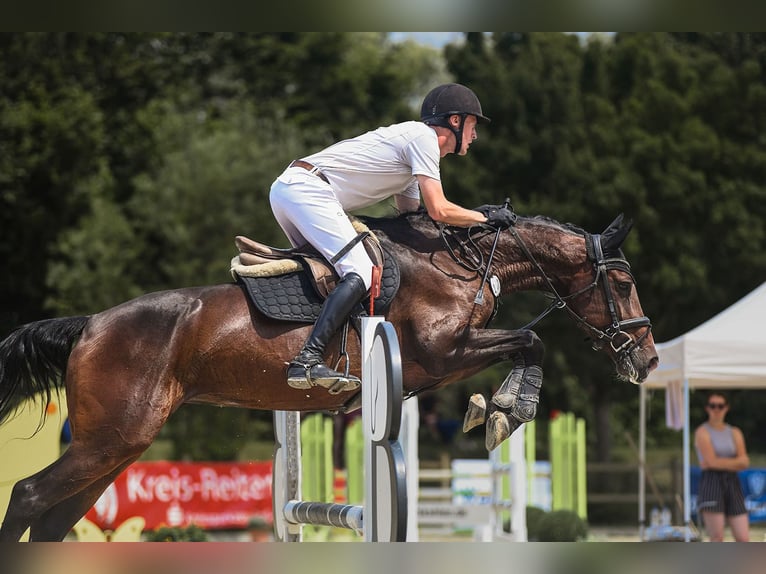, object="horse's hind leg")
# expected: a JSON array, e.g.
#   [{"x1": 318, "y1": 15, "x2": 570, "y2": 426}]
[
  {"x1": 0, "y1": 449, "x2": 87, "y2": 541},
  {"x1": 0, "y1": 444, "x2": 125, "y2": 542},
  {"x1": 1, "y1": 436, "x2": 155, "y2": 542},
  {"x1": 1, "y1": 400, "x2": 169, "y2": 542},
  {"x1": 27, "y1": 459, "x2": 137, "y2": 541}
]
